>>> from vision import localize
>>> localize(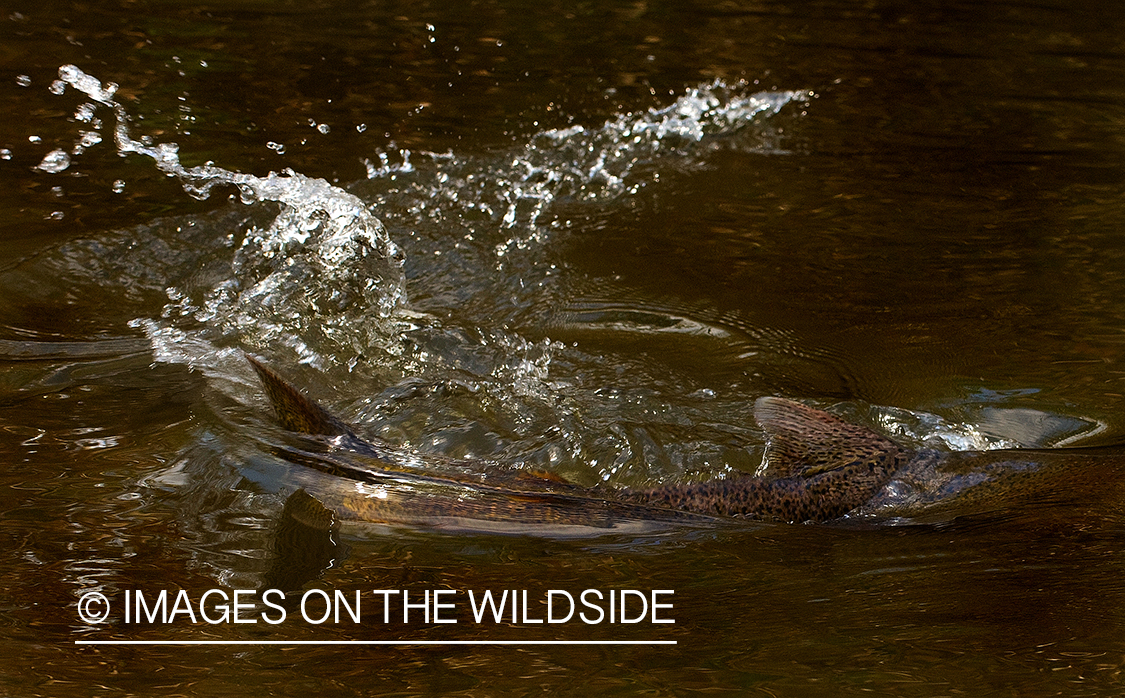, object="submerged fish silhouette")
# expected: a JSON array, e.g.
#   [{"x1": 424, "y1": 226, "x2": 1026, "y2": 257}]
[{"x1": 246, "y1": 356, "x2": 1124, "y2": 533}]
